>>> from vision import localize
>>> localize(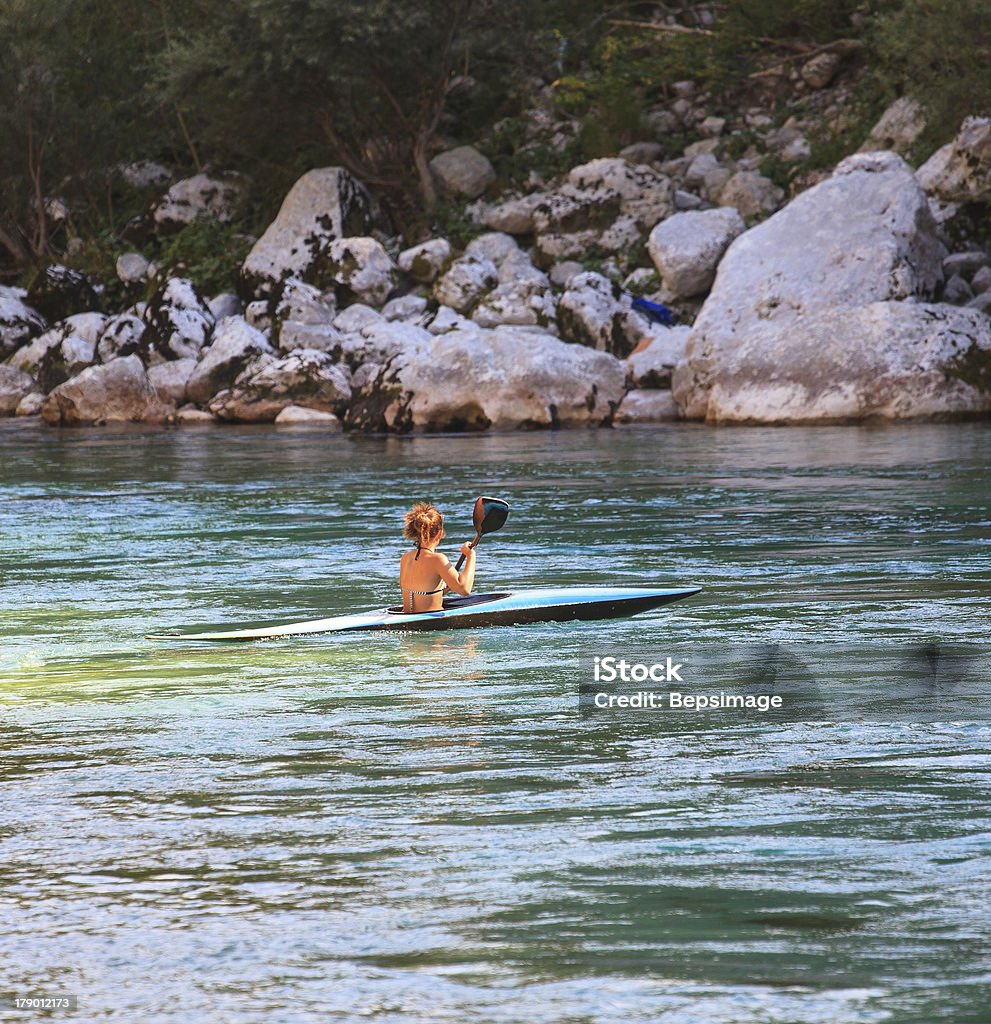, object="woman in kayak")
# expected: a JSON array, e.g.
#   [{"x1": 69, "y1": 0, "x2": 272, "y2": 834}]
[{"x1": 400, "y1": 502, "x2": 476, "y2": 613}]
